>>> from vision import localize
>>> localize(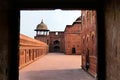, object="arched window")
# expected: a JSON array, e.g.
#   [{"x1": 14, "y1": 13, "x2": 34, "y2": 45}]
[{"x1": 54, "y1": 40, "x2": 60, "y2": 45}]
